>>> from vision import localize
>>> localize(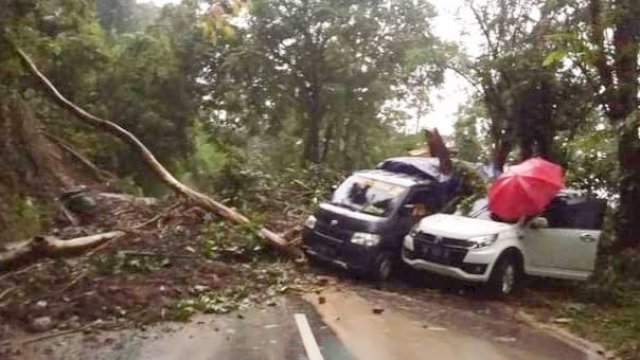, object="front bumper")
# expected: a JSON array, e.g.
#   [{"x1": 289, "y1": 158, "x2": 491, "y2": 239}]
[
  {"x1": 302, "y1": 229, "x2": 379, "y2": 272},
  {"x1": 402, "y1": 247, "x2": 491, "y2": 282}
]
